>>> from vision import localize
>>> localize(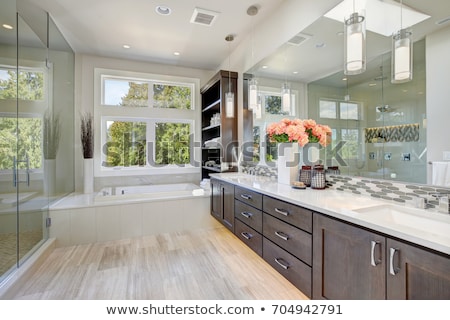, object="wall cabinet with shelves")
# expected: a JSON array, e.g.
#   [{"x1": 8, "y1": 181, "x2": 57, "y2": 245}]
[{"x1": 201, "y1": 70, "x2": 238, "y2": 179}]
